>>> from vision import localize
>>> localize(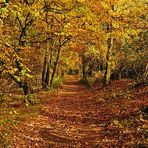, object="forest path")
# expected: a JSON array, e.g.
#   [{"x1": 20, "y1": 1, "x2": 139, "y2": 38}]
[
  {"x1": 13, "y1": 75, "x2": 148, "y2": 147},
  {"x1": 13, "y1": 75, "x2": 106, "y2": 147}
]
